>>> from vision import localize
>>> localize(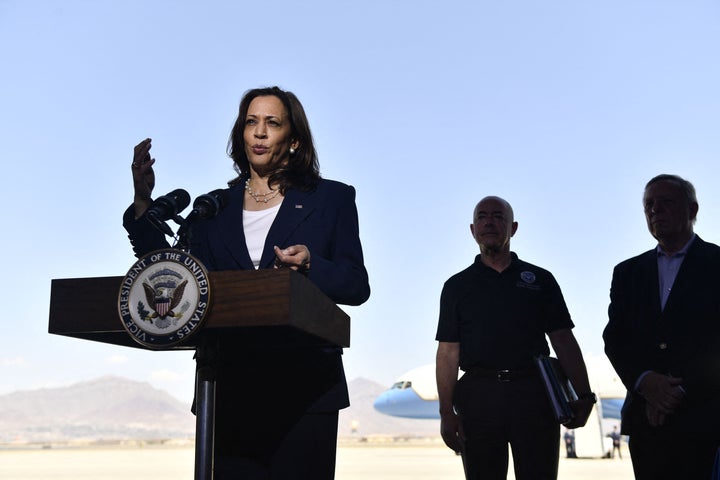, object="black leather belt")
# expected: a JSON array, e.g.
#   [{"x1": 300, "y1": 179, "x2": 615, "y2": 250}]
[{"x1": 464, "y1": 366, "x2": 536, "y2": 383}]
